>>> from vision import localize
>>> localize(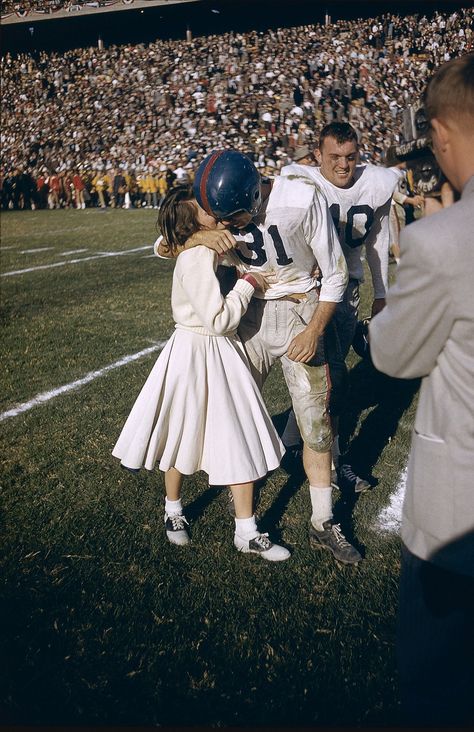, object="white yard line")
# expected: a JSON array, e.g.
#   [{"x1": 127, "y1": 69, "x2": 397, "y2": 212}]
[
  {"x1": 21, "y1": 247, "x2": 55, "y2": 254},
  {"x1": 2, "y1": 245, "x2": 152, "y2": 277},
  {"x1": 59, "y1": 249, "x2": 89, "y2": 256},
  {"x1": 0, "y1": 341, "x2": 166, "y2": 423},
  {"x1": 376, "y1": 466, "x2": 407, "y2": 533}
]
